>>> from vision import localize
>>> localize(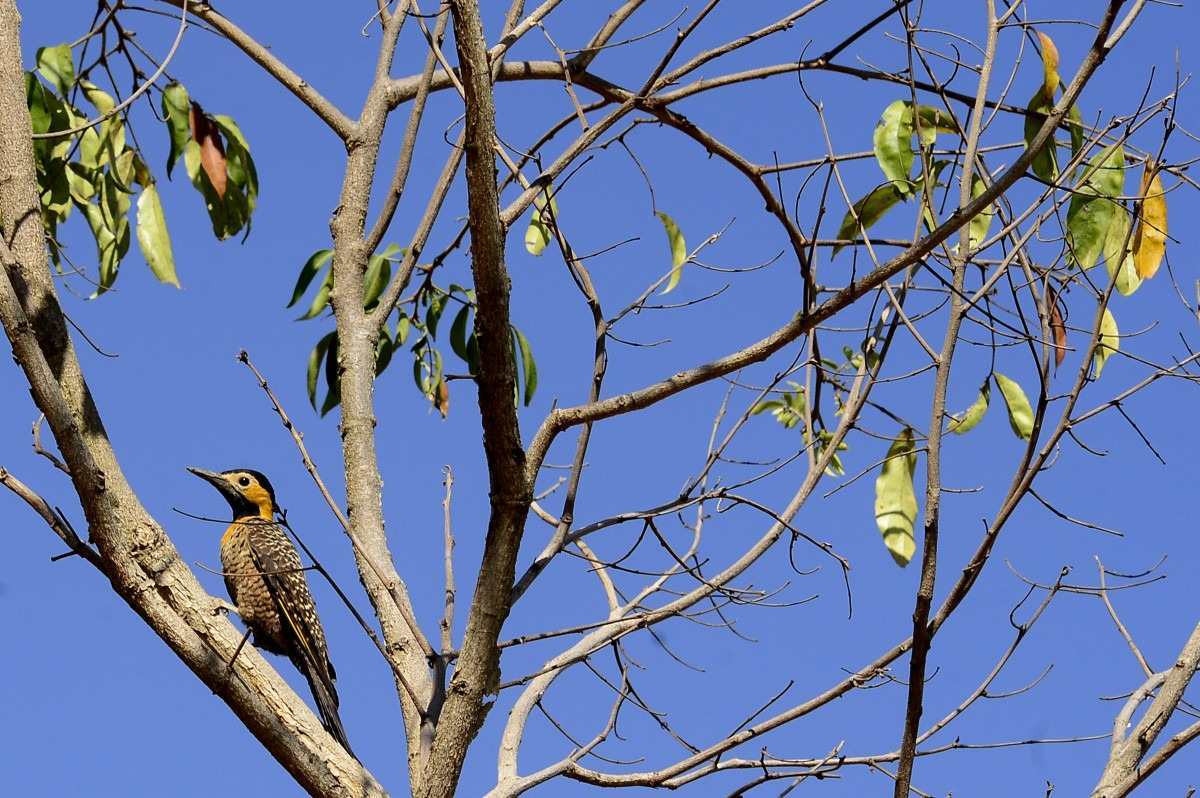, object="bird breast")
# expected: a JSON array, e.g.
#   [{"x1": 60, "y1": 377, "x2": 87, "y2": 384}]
[{"x1": 220, "y1": 522, "x2": 287, "y2": 655}]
